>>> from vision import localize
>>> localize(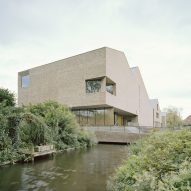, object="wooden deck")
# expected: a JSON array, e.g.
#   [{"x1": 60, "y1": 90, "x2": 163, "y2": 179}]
[
  {"x1": 22, "y1": 145, "x2": 56, "y2": 162},
  {"x1": 33, "y1": 149, "x2": 56, "y2": 157}
]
